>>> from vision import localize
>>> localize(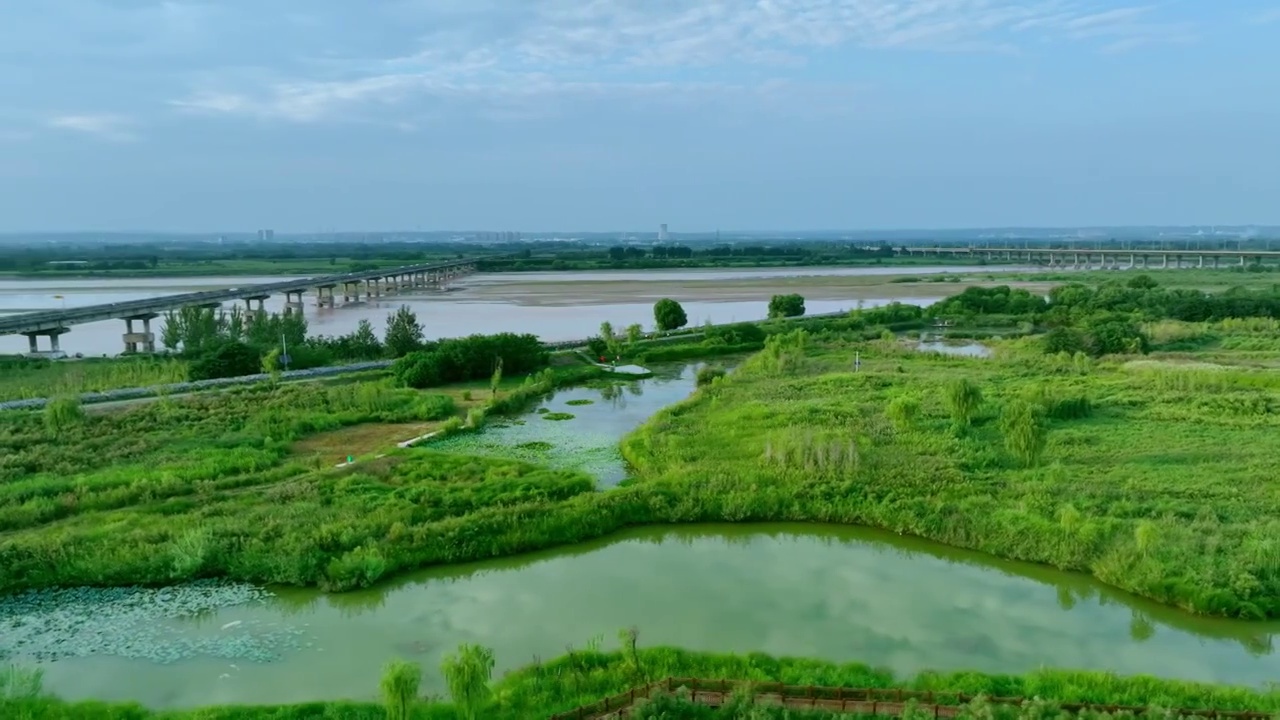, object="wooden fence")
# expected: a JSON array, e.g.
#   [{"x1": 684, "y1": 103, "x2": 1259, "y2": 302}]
[{"x1": 548, "y1": 677, "x2": 1279, "y2": 720}]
